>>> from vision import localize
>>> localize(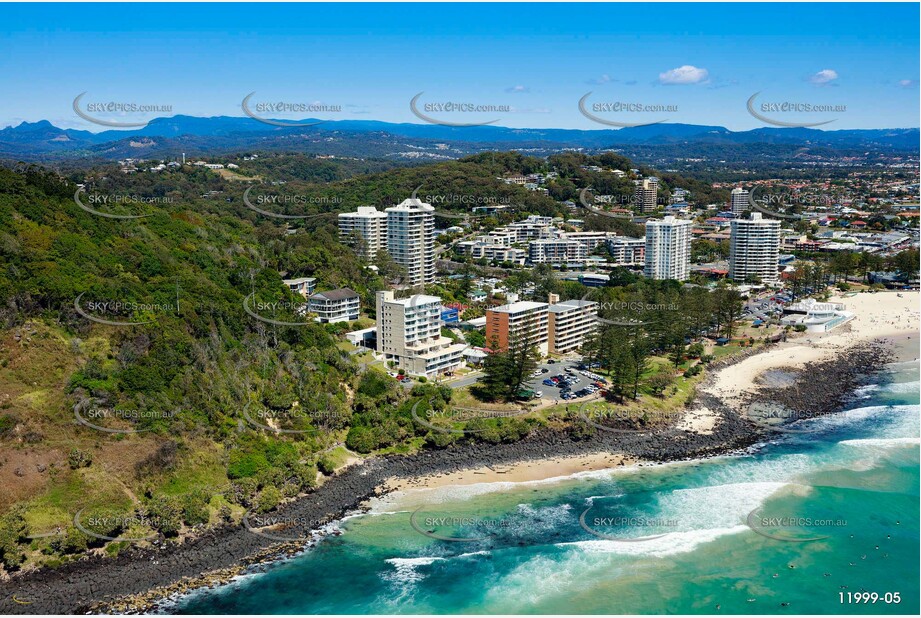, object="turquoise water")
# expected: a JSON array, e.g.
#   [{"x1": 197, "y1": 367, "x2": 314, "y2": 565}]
[{"x1": 171, "y1": 361, "x2": 920, "y2": 614}]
